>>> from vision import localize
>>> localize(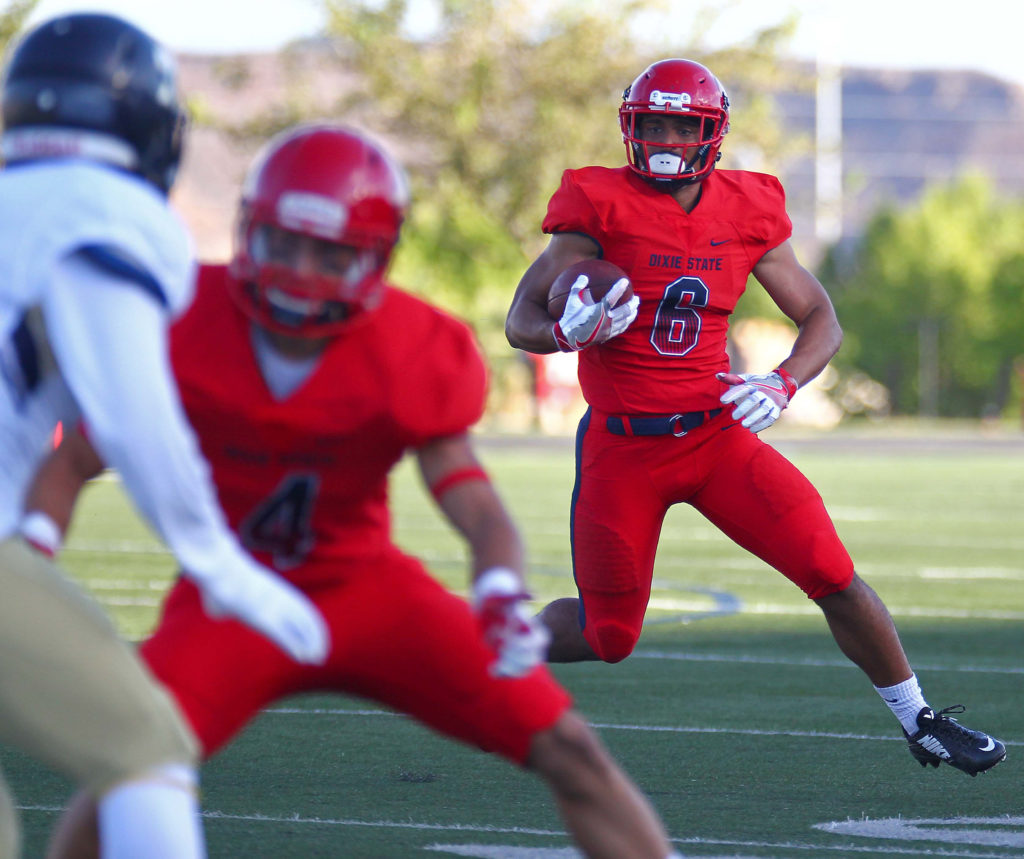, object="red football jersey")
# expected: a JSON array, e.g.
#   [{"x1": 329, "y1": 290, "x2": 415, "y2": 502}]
[
  {"x1": 543, "y1": 166, "x2": 791, "y2": 413},
  {"x1": 169, "y1": 265, "x2": 487, "y2": 582}
]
